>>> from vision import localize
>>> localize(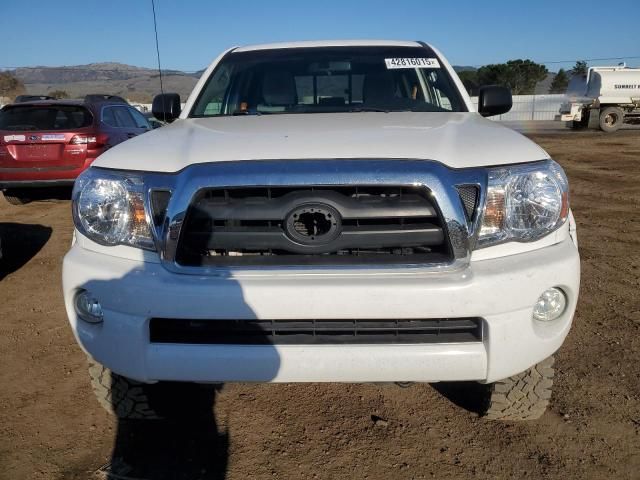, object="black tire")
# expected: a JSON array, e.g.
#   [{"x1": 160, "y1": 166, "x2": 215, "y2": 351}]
[
  {"x1": 3, "y1": 190, "x2": 31, "y2": 205},
  {"x1": 88, "y1": 361, "x2": 215, "y2": 420},
  {"x1": 483, "y1": 356, "x2": 554, "y2": 421},
  {"x1": 89, "y1": 361, "x2": 161, "y2": 419},
  {"x1": 599, "y1": 106, "x2": 625, "y2": 133}
]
